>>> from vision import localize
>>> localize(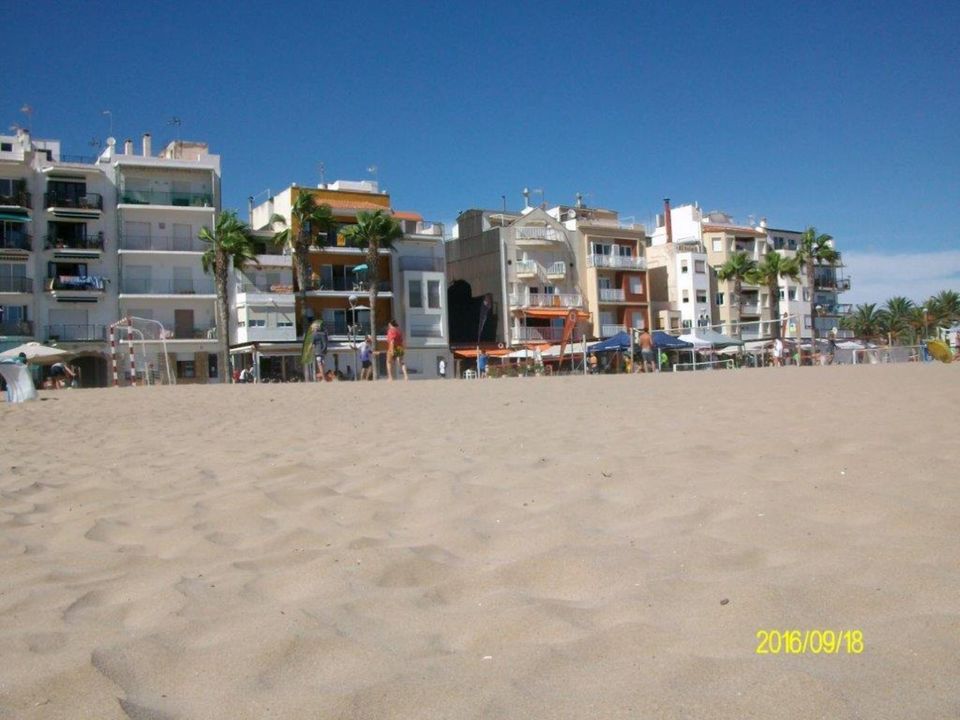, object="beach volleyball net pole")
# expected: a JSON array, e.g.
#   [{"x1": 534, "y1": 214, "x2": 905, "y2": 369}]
[{"x1": 109, "y1": 316, "x2": 176, "y2": 386}]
